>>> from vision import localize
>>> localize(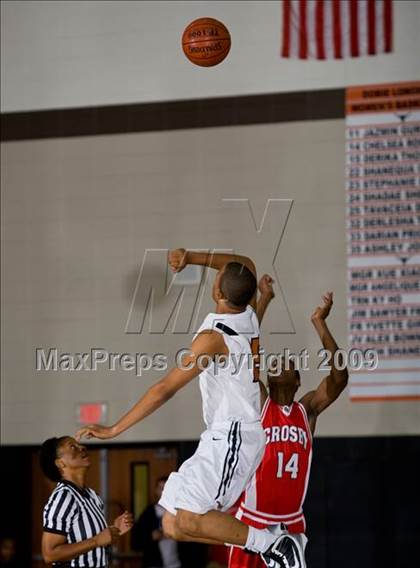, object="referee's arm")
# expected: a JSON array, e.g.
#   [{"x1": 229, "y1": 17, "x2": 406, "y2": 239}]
[{"x1": 42, "y1": 528, "x2": 117, "y2": 564}]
